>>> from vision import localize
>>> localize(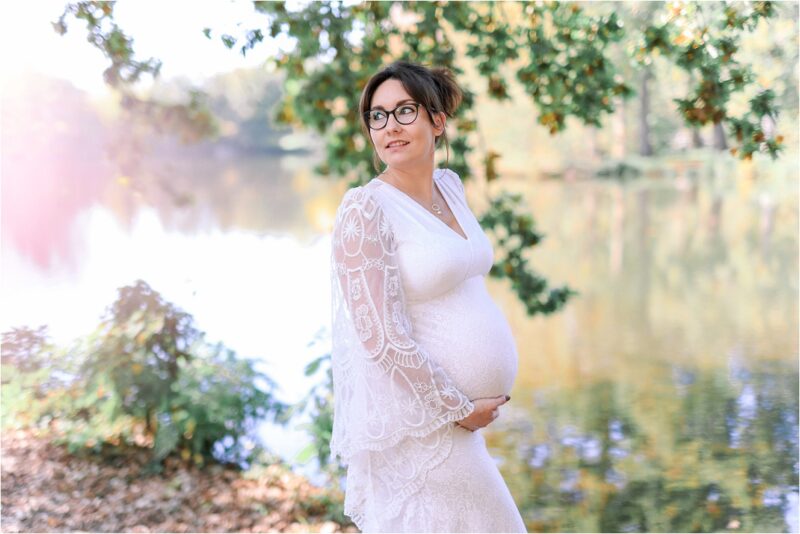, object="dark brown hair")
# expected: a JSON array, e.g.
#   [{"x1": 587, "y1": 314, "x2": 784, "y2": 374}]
[{"x1": 358, "y1": 61, "x2": 463, "y2": 172}]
